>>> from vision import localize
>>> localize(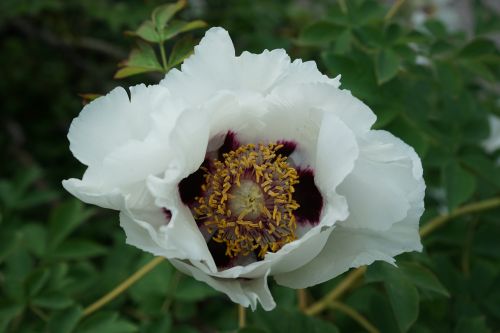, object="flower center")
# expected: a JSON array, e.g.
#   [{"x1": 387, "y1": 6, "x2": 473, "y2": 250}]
[
  {"x1": 229, "y1": 180, "x2": 265, "y2": 220},
  {"x1": 193, "y1": 142, "x2": 300, "y2": 258}
]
